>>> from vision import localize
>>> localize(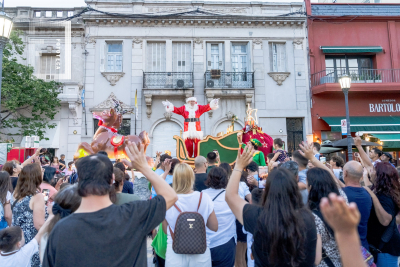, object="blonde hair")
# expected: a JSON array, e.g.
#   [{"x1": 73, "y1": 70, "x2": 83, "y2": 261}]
[{"x1": 172, "y1": 163, "x2": 194, "y2": 194}]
